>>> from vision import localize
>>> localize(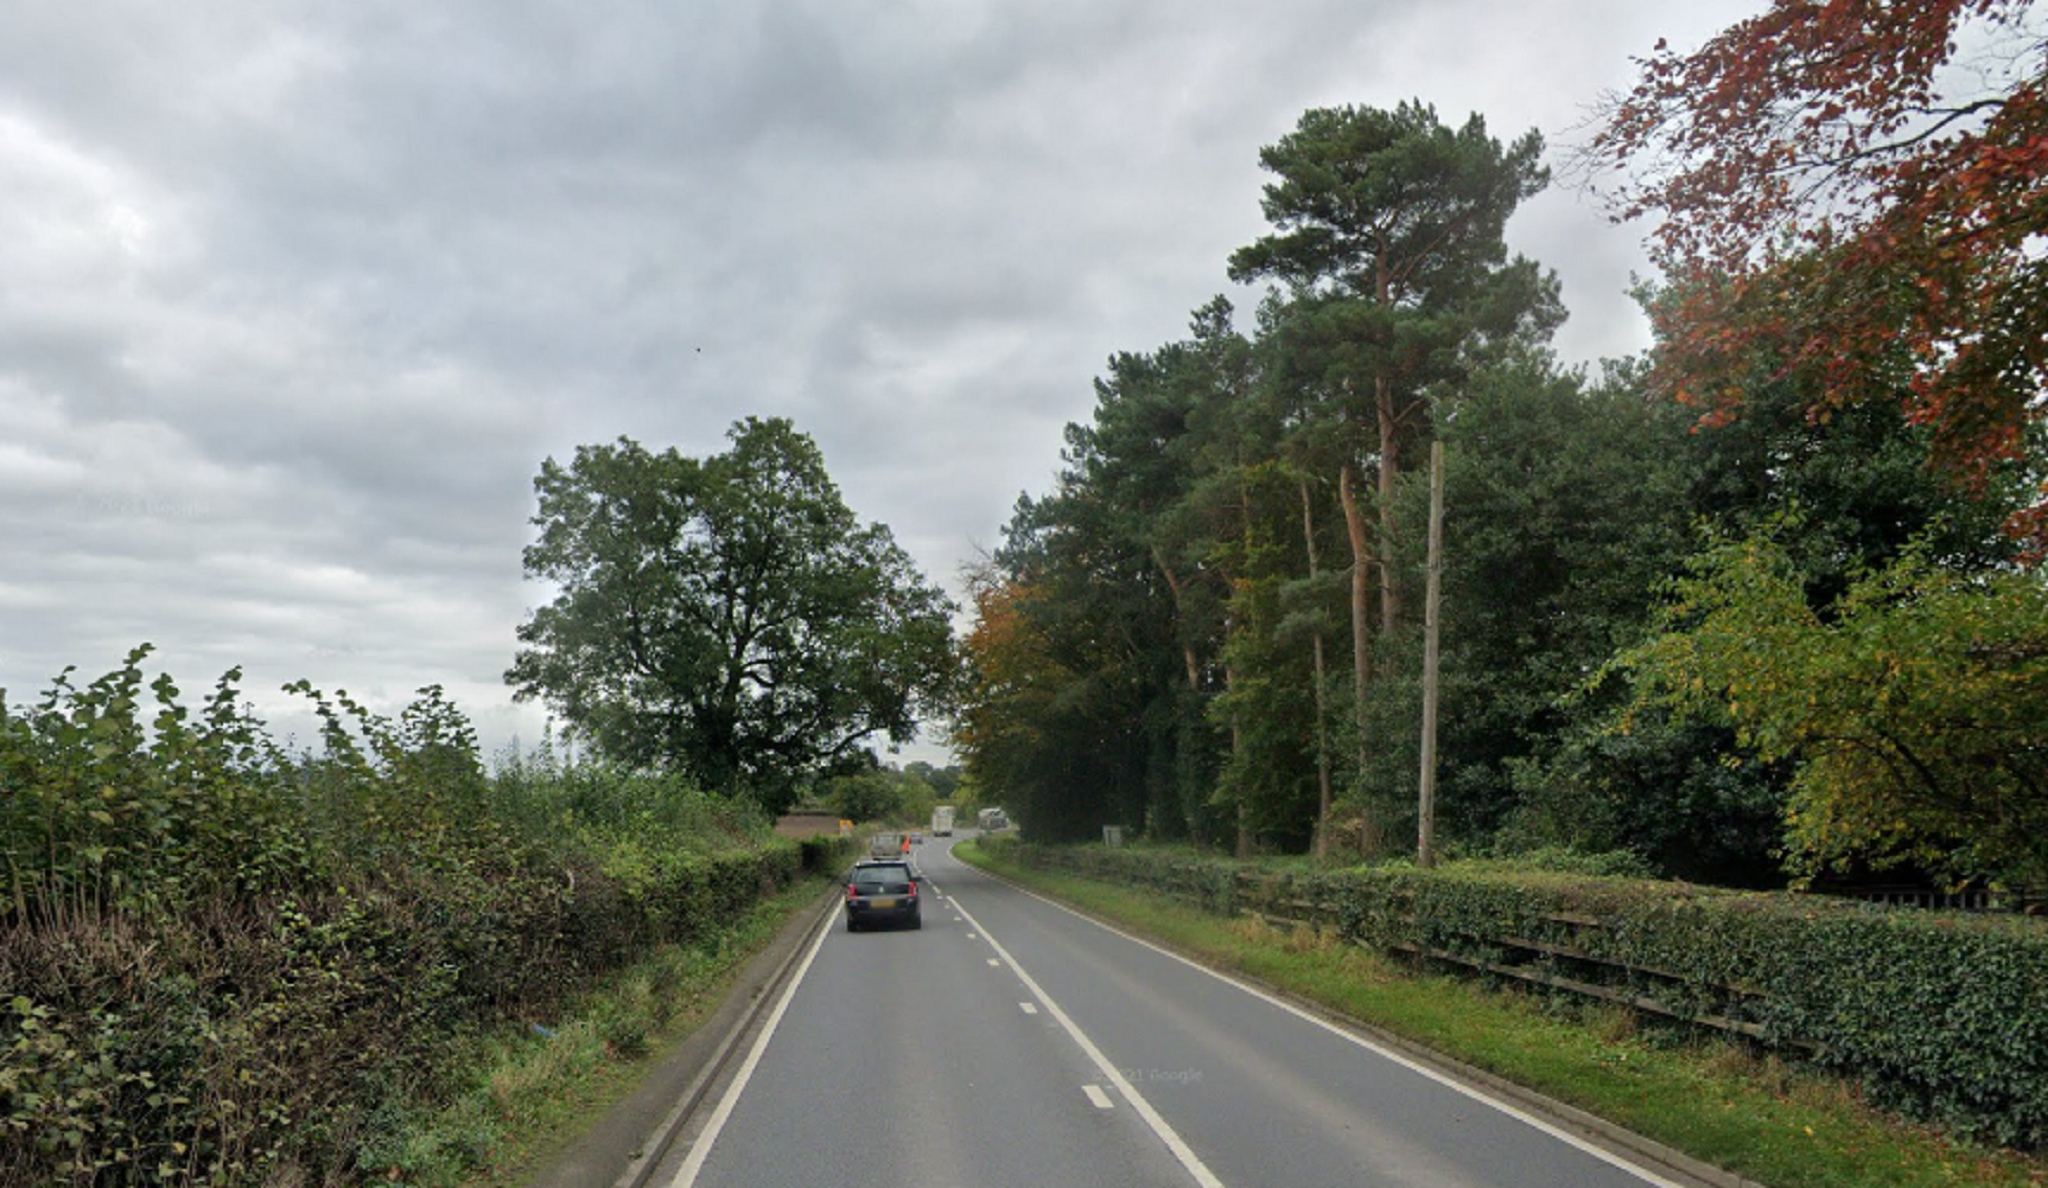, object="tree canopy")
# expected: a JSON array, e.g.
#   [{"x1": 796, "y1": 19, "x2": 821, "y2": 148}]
[
  {"x1": 506, "y1": 417, "x2": 956, "y2": 813},
  {"x1": 1230, "y1": 101, "x2": 1560, "y2": 636},
  {"x1": 1618, "y1": 524, "x2": 2048, "y2": 888},
  {"x1": 1591, "y1": 0, "x2": 2048, "y2": 553},
  {"x1": 953, "y1": 87, "x2": 2041, "y2": 889}
]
